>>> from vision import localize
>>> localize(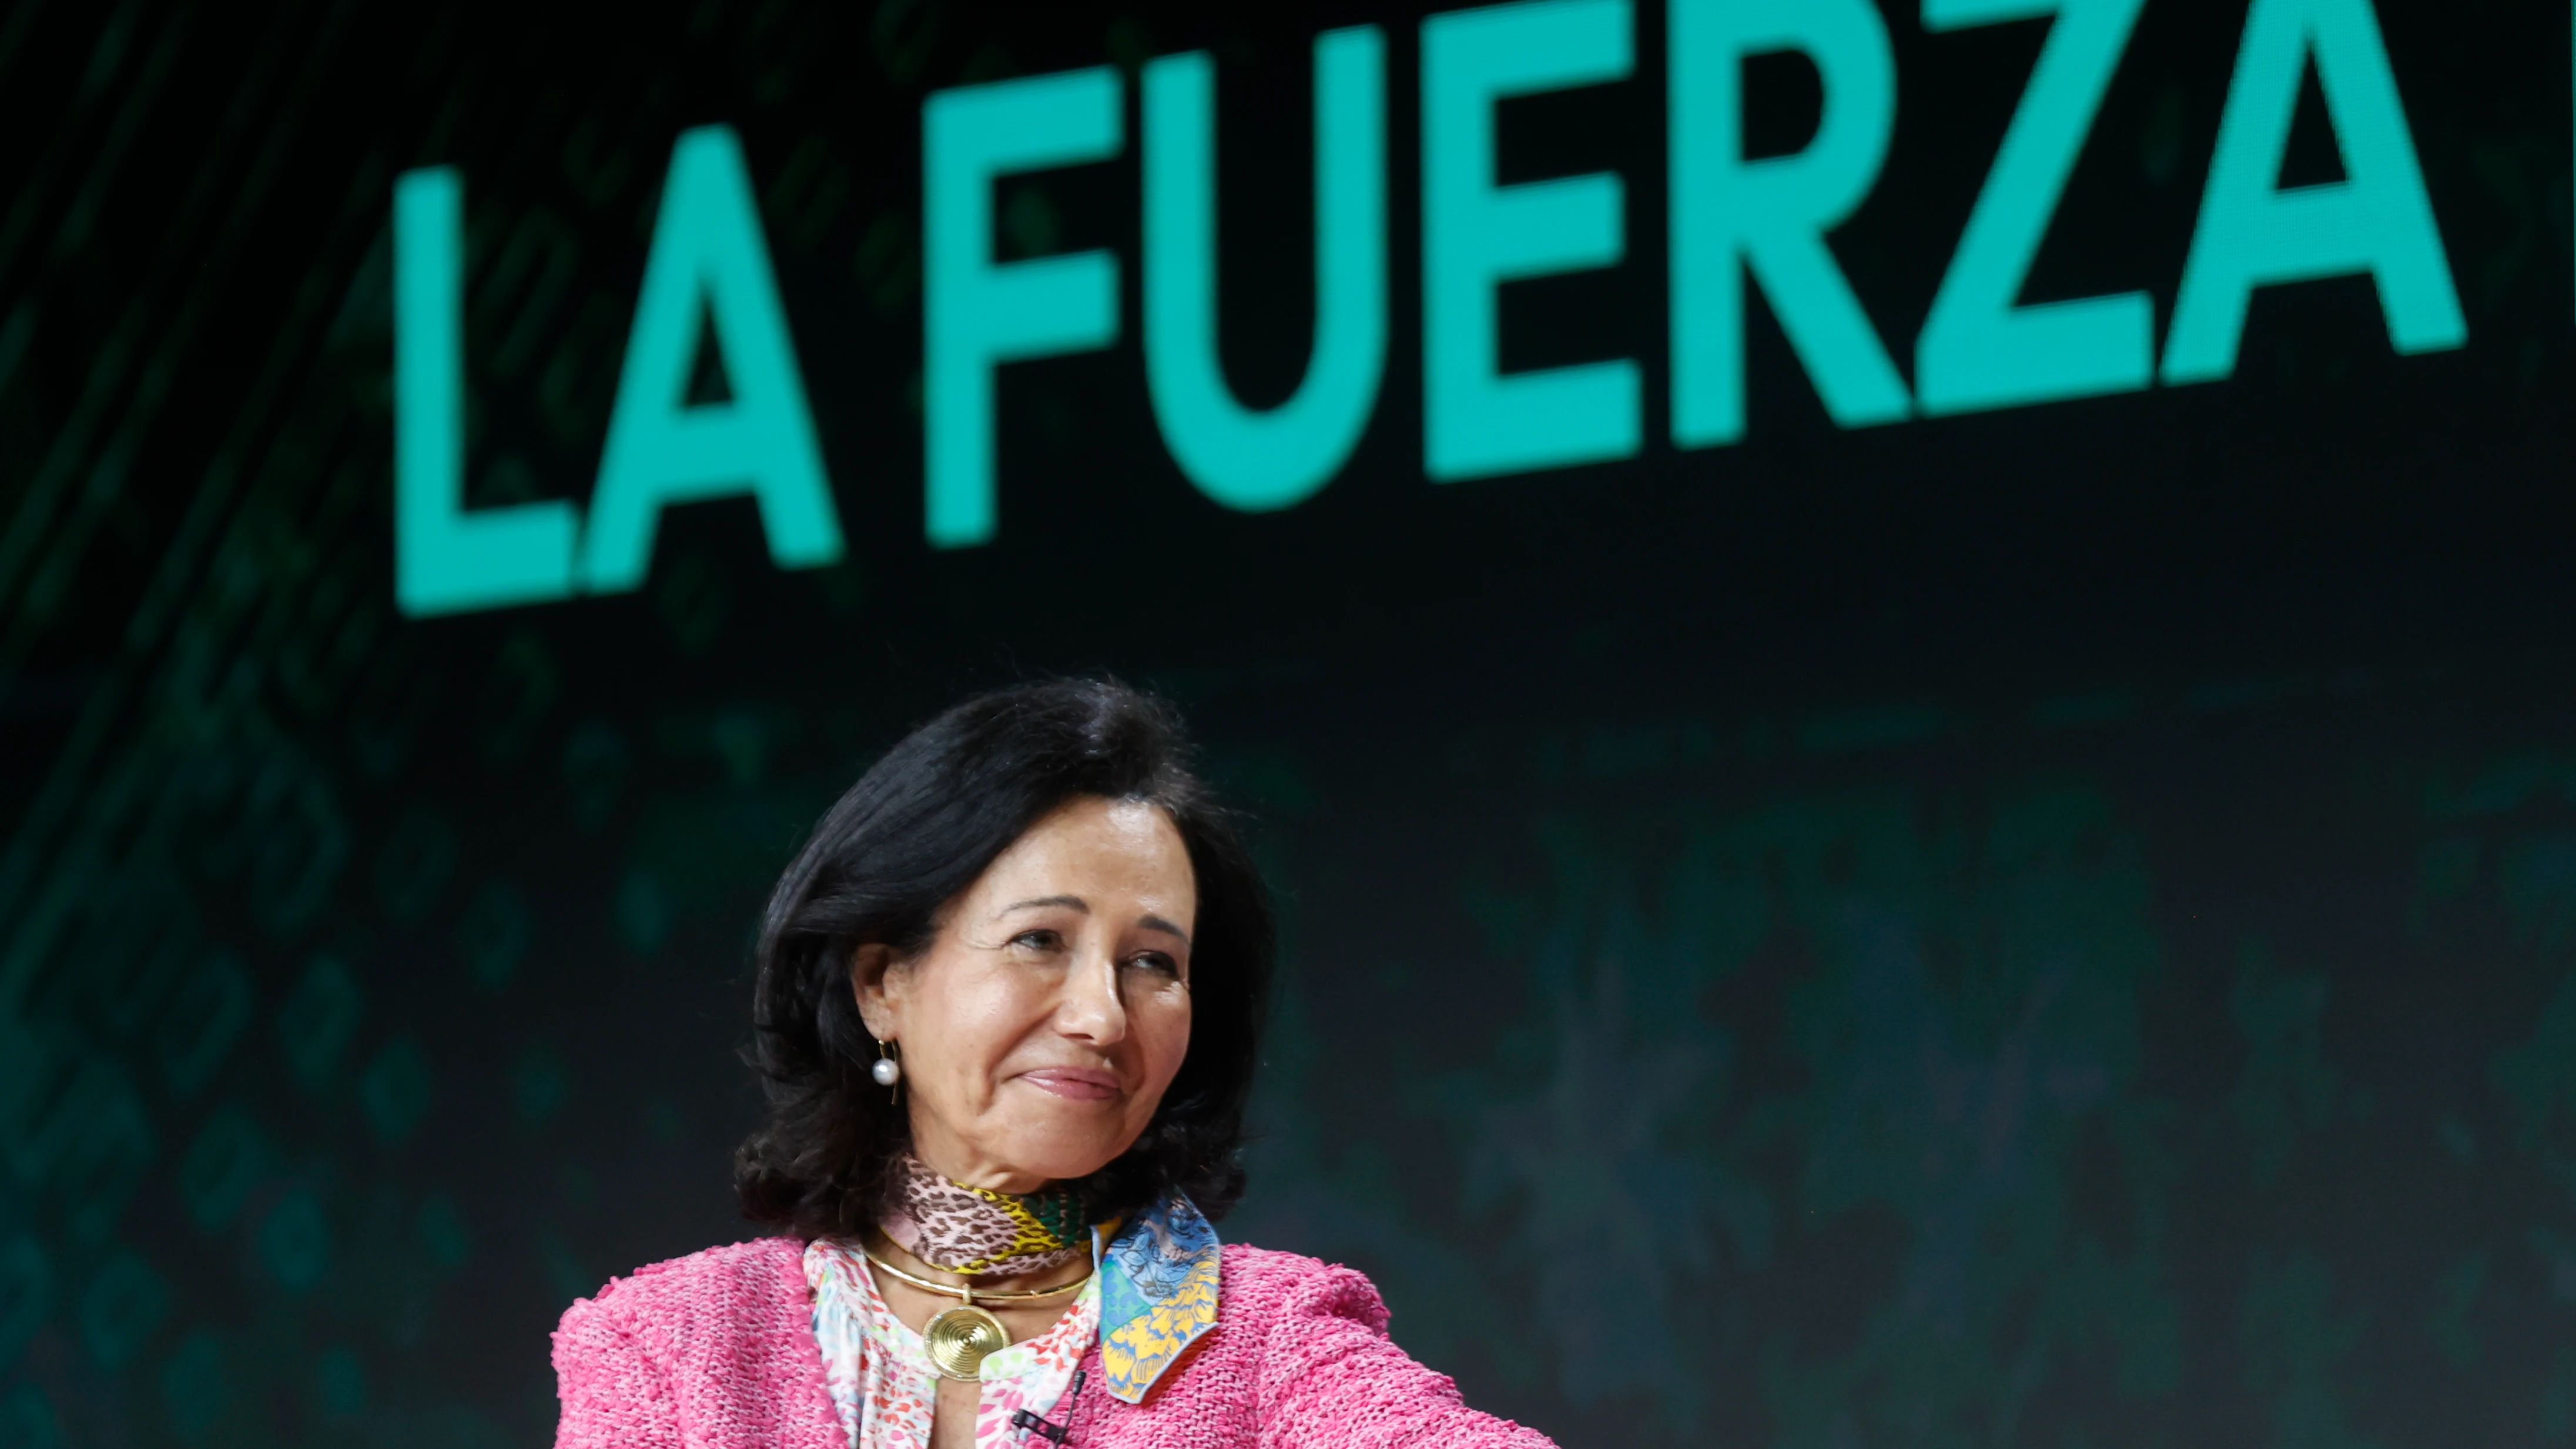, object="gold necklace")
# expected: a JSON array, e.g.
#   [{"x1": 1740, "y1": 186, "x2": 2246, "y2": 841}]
[{"x1": 860, "y1": 1249, "x2": 1094, "y2": 1382}]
